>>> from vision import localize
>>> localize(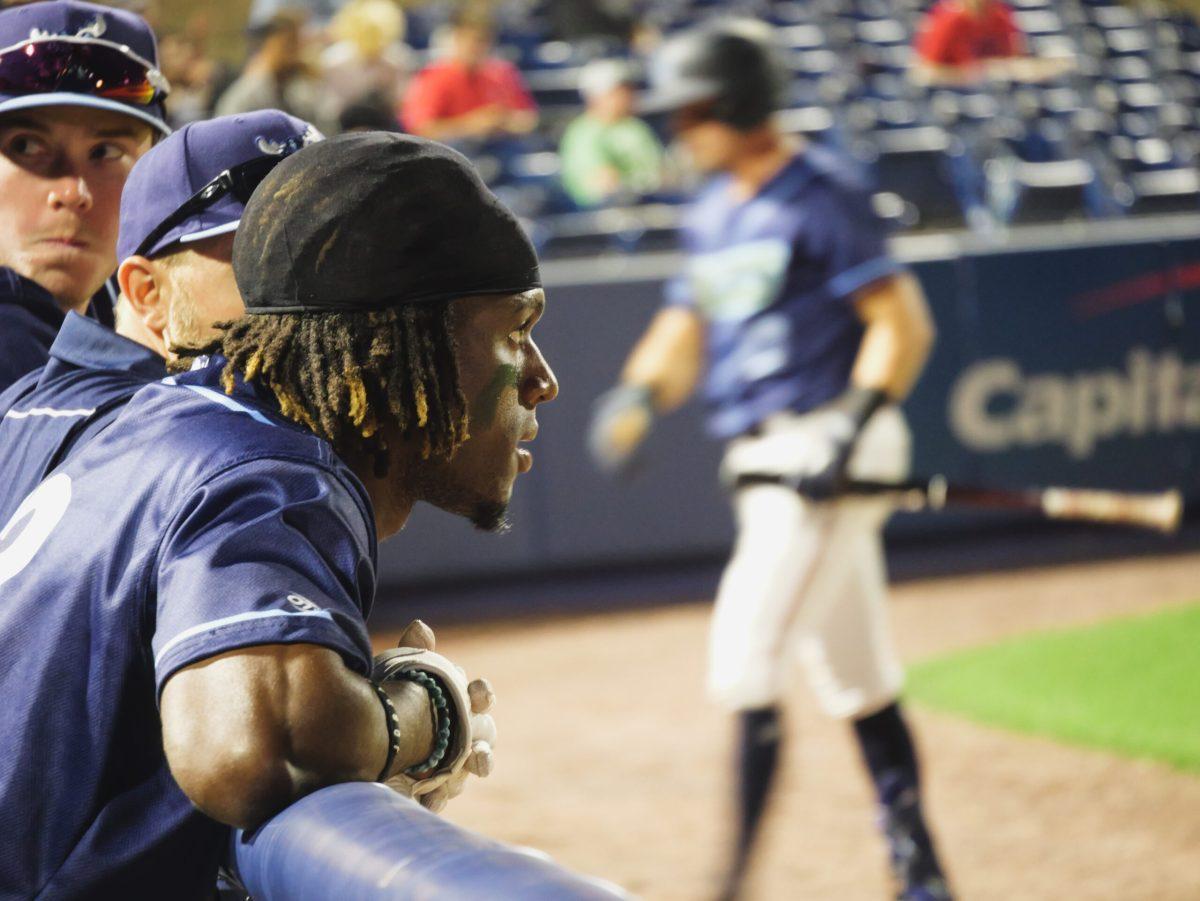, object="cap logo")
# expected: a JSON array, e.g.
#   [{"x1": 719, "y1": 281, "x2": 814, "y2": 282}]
[
  {"x1": 255, "y1": 124, "x2": 323, "y2": 156},
  {"x1": 30, "y1": 15, "x2": 108, "y2": 42}
]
